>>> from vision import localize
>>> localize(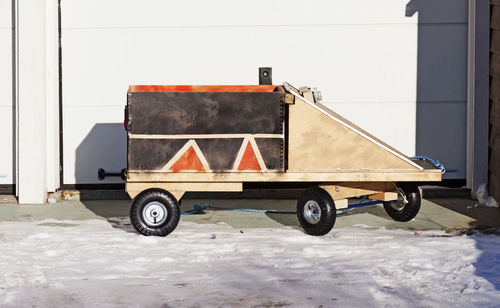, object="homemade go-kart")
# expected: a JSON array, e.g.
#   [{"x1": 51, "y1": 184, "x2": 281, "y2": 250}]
[{"x1": 118, "y1": 68, "x2": 442, "y2": 236}]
